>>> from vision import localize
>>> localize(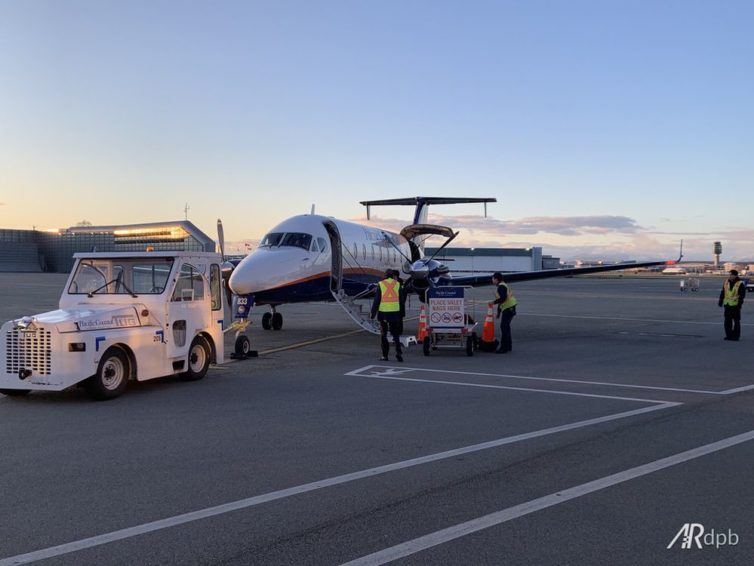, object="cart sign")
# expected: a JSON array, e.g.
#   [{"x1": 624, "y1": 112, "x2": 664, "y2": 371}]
[{"x1": 428, "y1": 287, "x2": 465, "y2": 328}]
